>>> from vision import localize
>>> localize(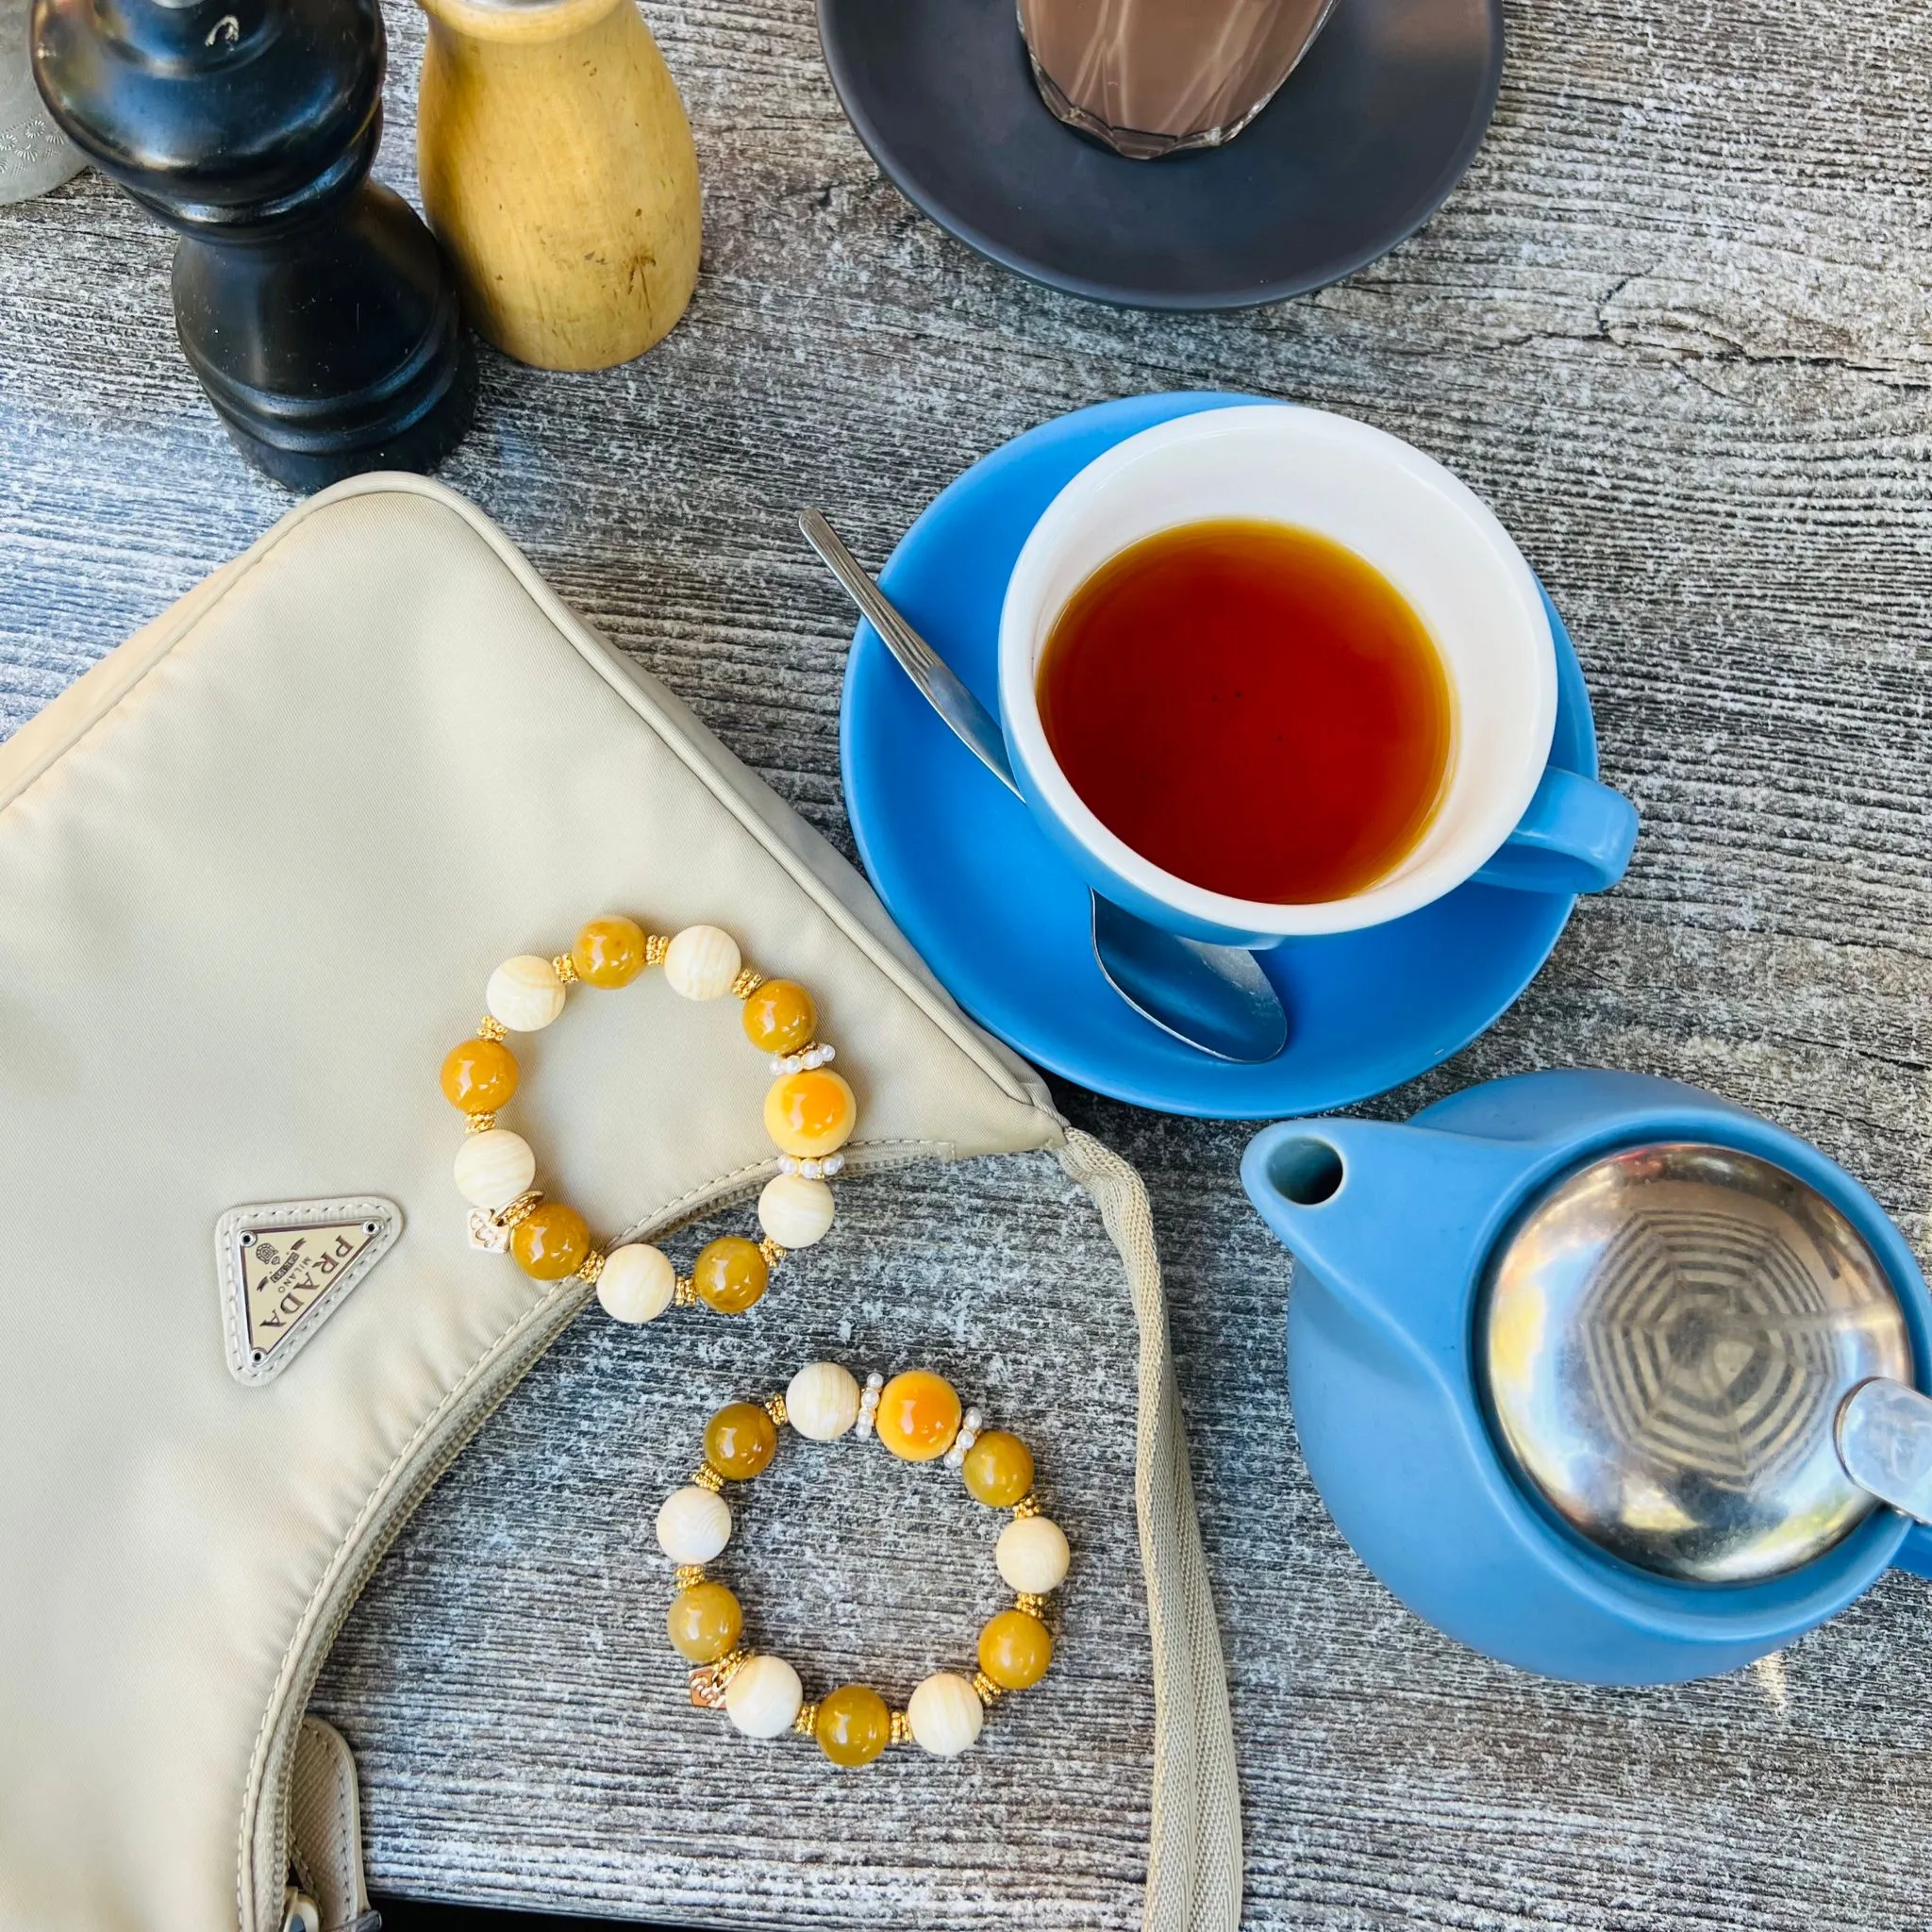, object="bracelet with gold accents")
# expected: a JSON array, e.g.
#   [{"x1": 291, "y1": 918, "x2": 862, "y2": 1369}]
[
  {"x1": 440, "y1": 916, "x2": 858, "y2": 1316},
  {"x1": 656, "y1": 1363, "x2": 1071, "y2": 1765}
]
